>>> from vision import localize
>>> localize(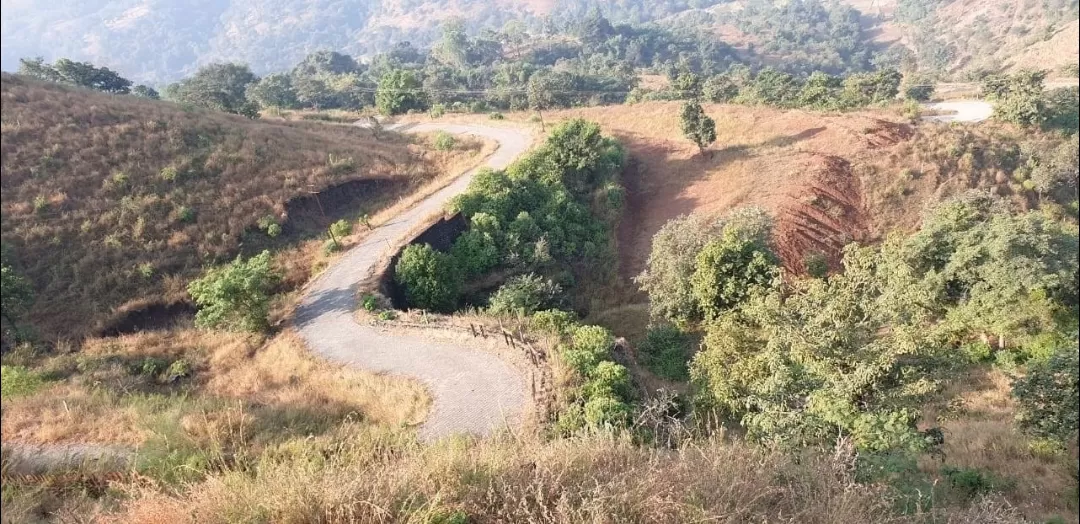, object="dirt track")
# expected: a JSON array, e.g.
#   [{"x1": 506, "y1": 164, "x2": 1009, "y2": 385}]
[{"x1": 295, "y1": 123, "x2": 533, "y2": 441}]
